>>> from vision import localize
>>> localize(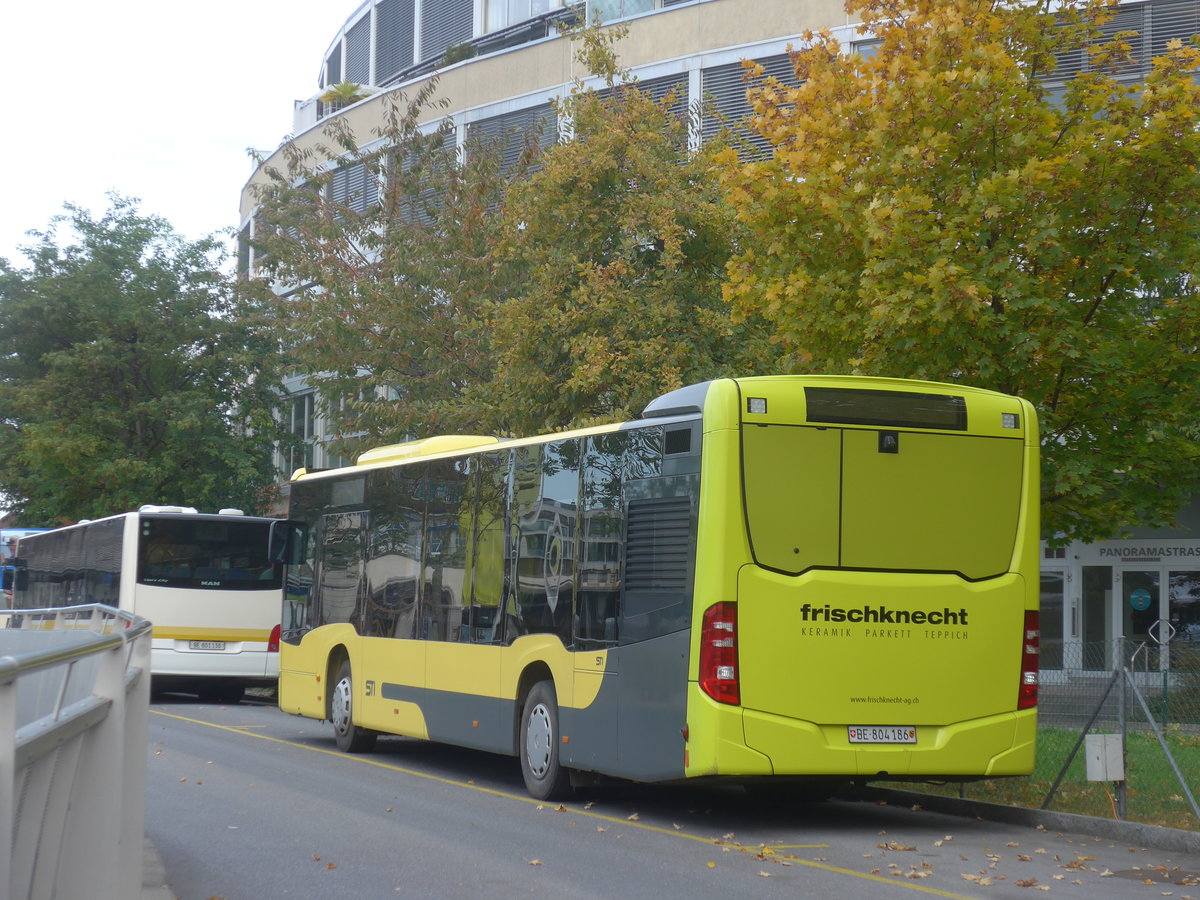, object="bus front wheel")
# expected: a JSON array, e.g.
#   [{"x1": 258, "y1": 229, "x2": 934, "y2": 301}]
[
  {"x1": 520, "y1": 680, "x2": 572, "y2": 801},
  {"x1": 331, "y1": 659, "x2": 377, "y2": 753}
]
